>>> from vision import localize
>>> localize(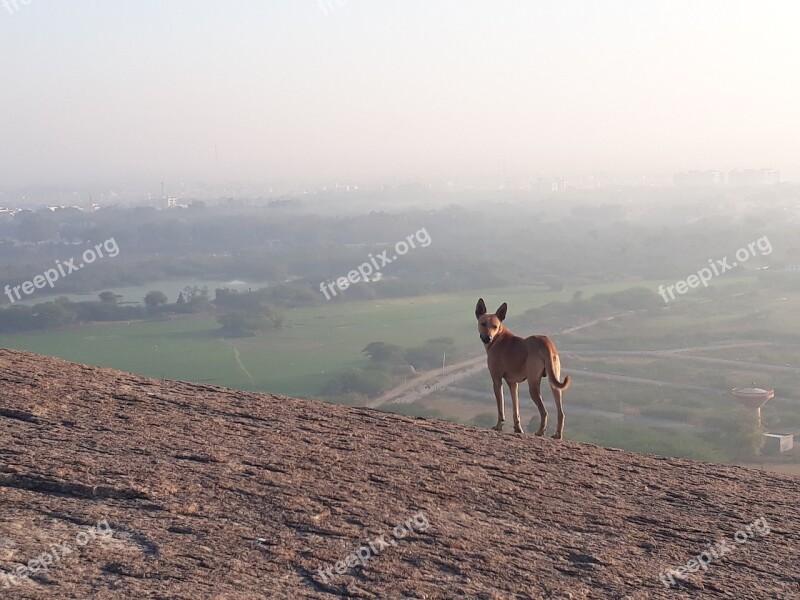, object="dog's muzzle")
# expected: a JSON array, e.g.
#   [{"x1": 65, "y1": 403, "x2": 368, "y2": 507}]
[{"x1": 480, "y1": 334, "x2": 491, "y2": 344}]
